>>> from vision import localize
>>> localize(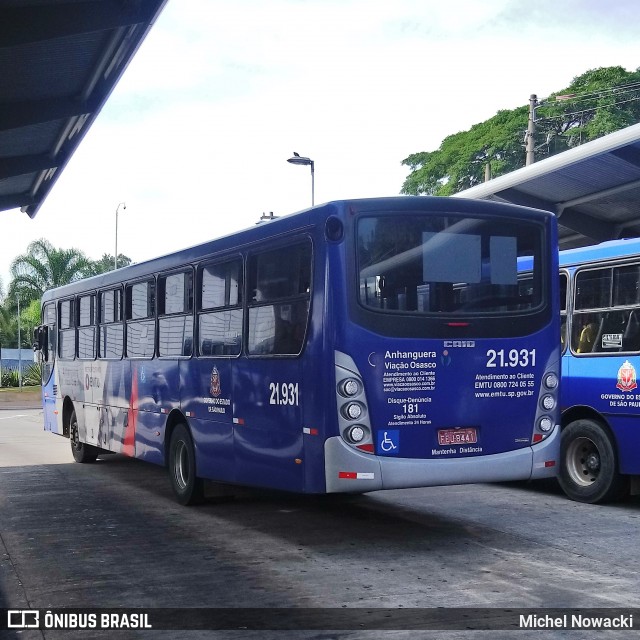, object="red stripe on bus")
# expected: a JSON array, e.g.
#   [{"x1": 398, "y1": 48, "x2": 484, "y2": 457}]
[{"x1": 123, "y1": 366, "x2": 138, "y2": 456}]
